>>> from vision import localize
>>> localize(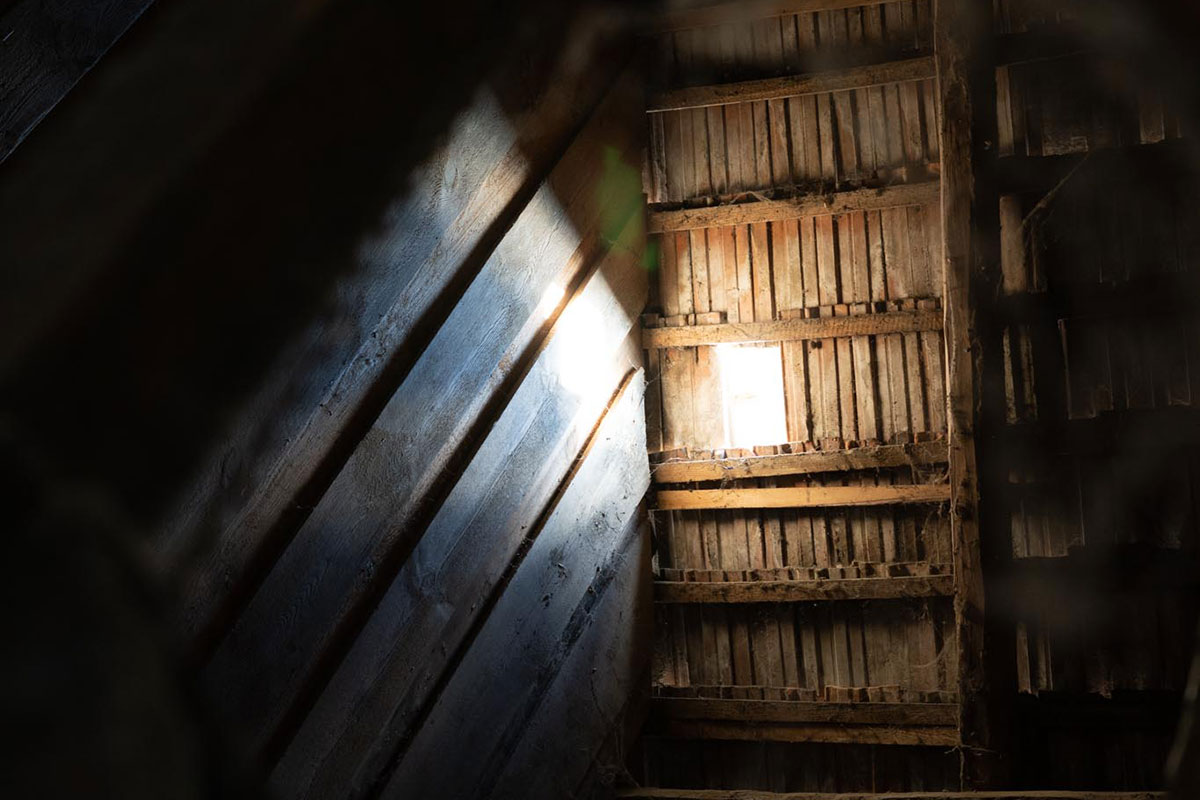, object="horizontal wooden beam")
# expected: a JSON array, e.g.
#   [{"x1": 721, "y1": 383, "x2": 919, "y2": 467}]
[
  {"x1": 653, "y1": 440, "x2": 947, "y2": 483},
  {"x1": 647, "y1": 56, "x2": 935, "y2": 112},
  {"x1": 655, "y1": 574, "x2": 955, "y2": 603},
  {"x1": 656, "y1": 0, "x2": 893, "y2": 32},
  {"x1": 653, "y1": 697, "x2": 958, "y2": 726},
  {"x1": 642, "y1": 309, "x2": 941, "y2": 349},
  {"x1": 649, "y1": 717, "x2": 958, "y2": 746},
  {"x1": 656, "y1": 483, "x2": 950, "y2": 510},
  {"x1": 648, "y1": 180, "x2": 939, "y2": 232},
  {"x1": 621, "y1": 790, "x2": 1166, "y2": 800}
]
